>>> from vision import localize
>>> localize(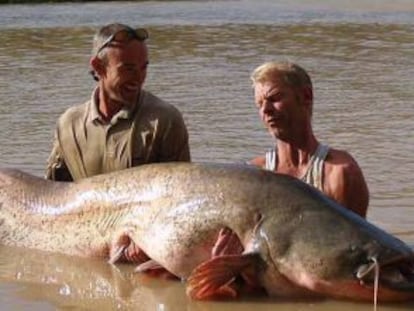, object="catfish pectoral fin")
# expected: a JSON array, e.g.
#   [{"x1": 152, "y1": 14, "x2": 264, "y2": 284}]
[
  {"x1": 109, "y1": 232, "x2": 150, "y2": 264},
  {"x1": 135, "y1": 259, "x2": 164, "y2": 272},
  {"x1": 186, "y1": 253, "x2": 261, "y2": 300},
  {"x1": 135, "y1": 260, "x2": 179, "y2": 280},
  {"x1": 211, "y1": 227, "x2": 244, "y2": 257},
  {"x1": 109, "y1": 232, "x2": 133, "y2": 264},
  {"x1": 108, "y1": 245, "x2": 126, "y2": 264}
]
